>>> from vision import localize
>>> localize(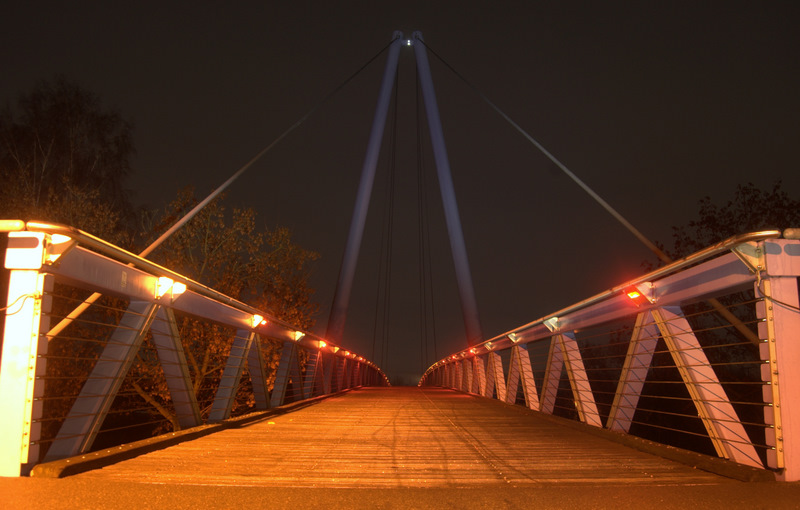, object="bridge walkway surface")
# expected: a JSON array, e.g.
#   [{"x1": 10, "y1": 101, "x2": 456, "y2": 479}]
[{"x1": 3, "y1": 387, "x2": 800, "y2": 508}]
